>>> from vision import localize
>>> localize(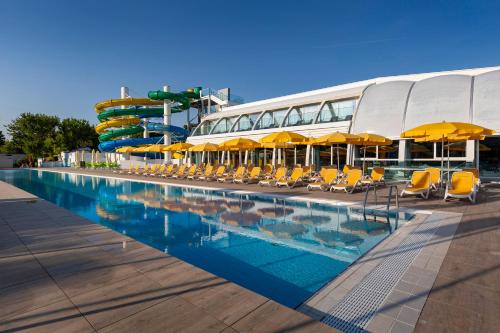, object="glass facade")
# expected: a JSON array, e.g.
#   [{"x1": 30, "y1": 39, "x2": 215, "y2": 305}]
[
  {"x1": 254, "y1": 108, "x2": 288, "y2": 130},
  {"x1": 233, "y1": 113, "x2": 259, "y2": 132},
  {"x1": 192, "y1": 119, "x2": 216, "y2": 136},
  {"x1": 211, "y1": 116, "x2": 238, "y2": 134},
  {"x1": 284, "y1": 104, "x2": 321, "y2": 127},
  {"x1": 317, "y1": 100, "x2": 356, "y2": 123}
]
